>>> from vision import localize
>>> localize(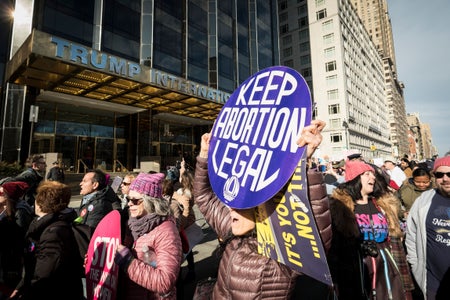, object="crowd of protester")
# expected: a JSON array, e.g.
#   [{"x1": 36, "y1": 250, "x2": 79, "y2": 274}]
[{"x1": 0, "y1": 128, "x2": 449, "y2": 299}]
